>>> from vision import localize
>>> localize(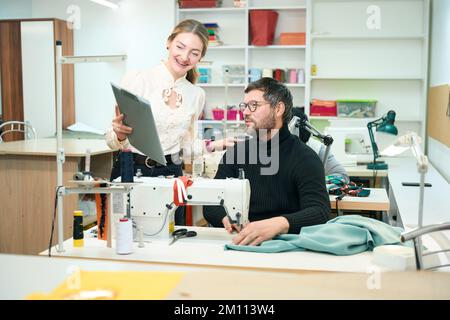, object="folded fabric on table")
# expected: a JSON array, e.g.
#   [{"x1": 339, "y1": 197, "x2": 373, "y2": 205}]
[{"x1": 225, "y1": 215, "x2": 408, "y2": 255}]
